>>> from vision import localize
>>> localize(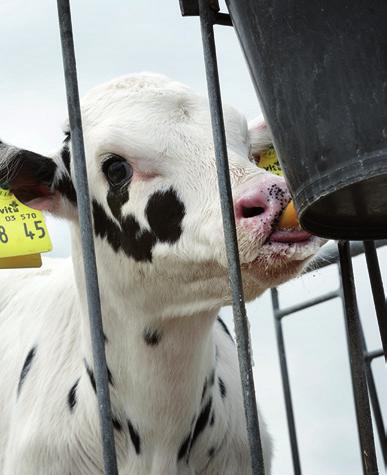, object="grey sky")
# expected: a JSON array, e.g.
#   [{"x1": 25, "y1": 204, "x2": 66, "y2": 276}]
[{"x1": 1, "y1": 1, "x2": 386, "y2": 474}]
